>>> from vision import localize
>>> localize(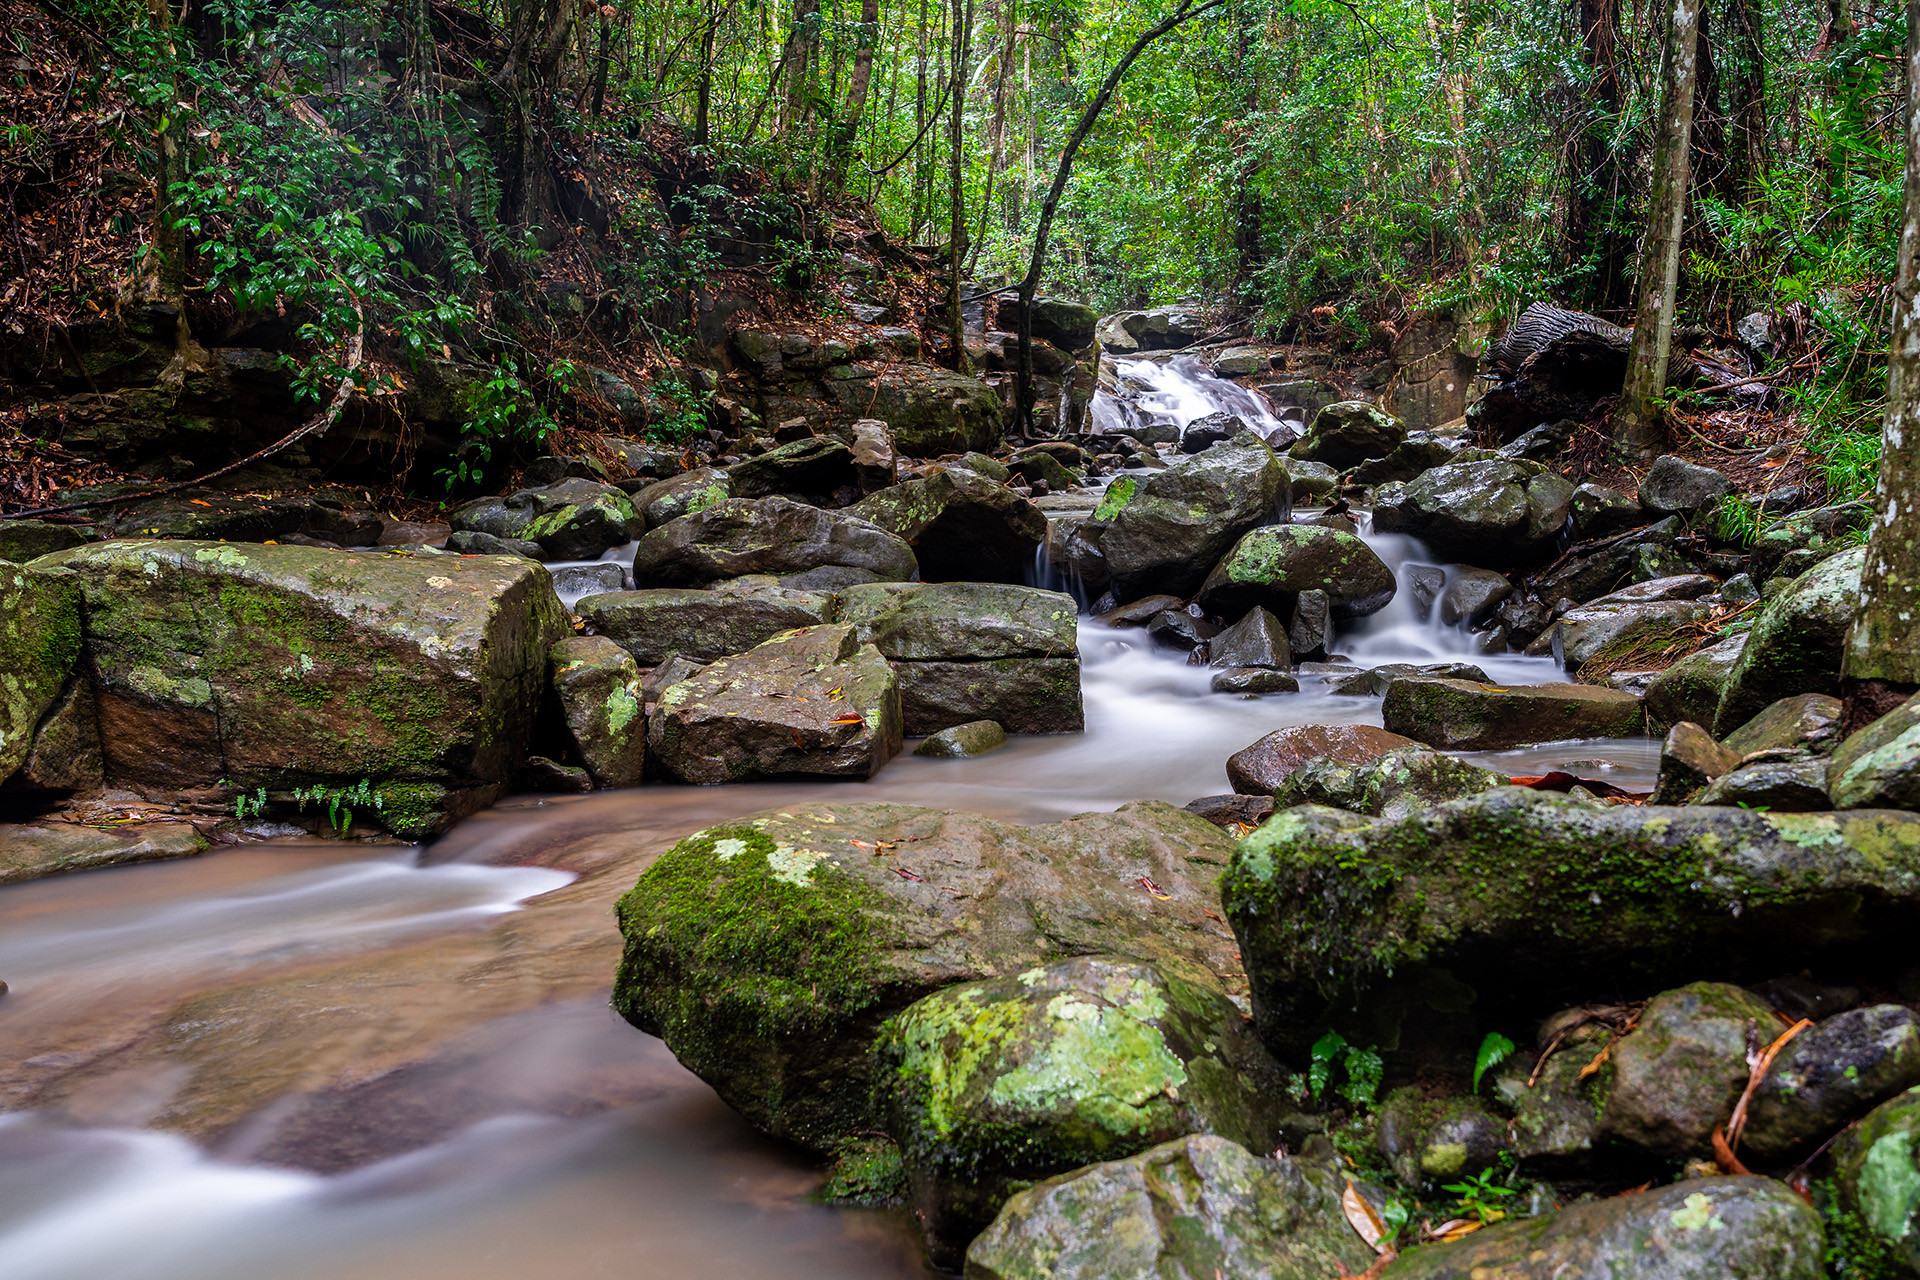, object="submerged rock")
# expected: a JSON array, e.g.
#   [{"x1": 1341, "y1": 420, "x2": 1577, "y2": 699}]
[
  {"x1": 1222, "y1": 789, "x2": 1920, "y2": 1062},
  {"x1": 876, "y1": 957, "x2": 1288, "y2": 1265},
  {"x1": 1382, "y1": 677, "x2": 1644, "y2": 750},
  {"x1": 633, "y1": 497, "x2": 917, "y2": 587},
  {"x1": 646, "y1": 623, "x2": 900, "y2": 783},
  {"x1": 39, "y1": 541, "x2": 568, "y2": 834},
  {"x1": 612, "y1": 800, "x2": 1243, "y2": 1151},
  {"x1": 1092, "y1": 433, "x2": 1286, "y2": 599},
  {"x1": 548, "y1": 636, "x2": 645, "y2": 789},
  {"x1": 913, "y1": 719, "x2": 1007, "y2": 757},
  {"x1": 1383, "y1": 1176, "x2": 1824, "y2": 1278},
  {"x1": 1195, "y1": 524, "x2": 1396, "y2": 621},
  {"x1": 1226, "y1": 724, "x2": 1418, "y2": 794},
  {"x1": 963, "y1": 1136, "x2": 1375, "y2": 1280},
  {"x1": 848, "y1": 469, "x2": 1047, "y2": 584}
]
